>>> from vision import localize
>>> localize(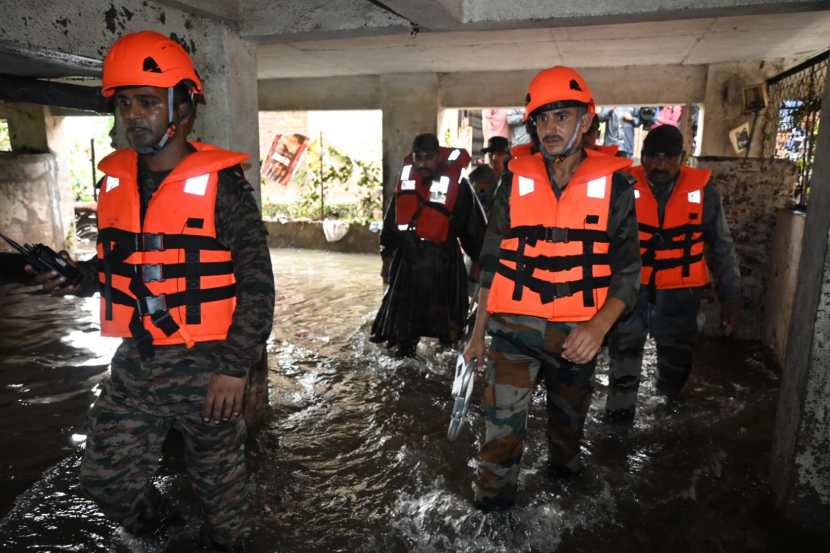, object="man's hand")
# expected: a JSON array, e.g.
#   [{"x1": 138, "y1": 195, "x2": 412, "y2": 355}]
[
  {"x1": 721, "y1": 301, "x2": 740, "y2": 337},
  {"x1": 463, "y1": 333, "x2": 487, "y2": 369},
  {"x1": 562, "y1": 320, "x2": 605, "y2": 365},
  {"x1": 25, "y1": 251, "x2": 81, "y2": 296},
  {"x1": 202, "y1": 373, "x2": 247, "y2": 423}
]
